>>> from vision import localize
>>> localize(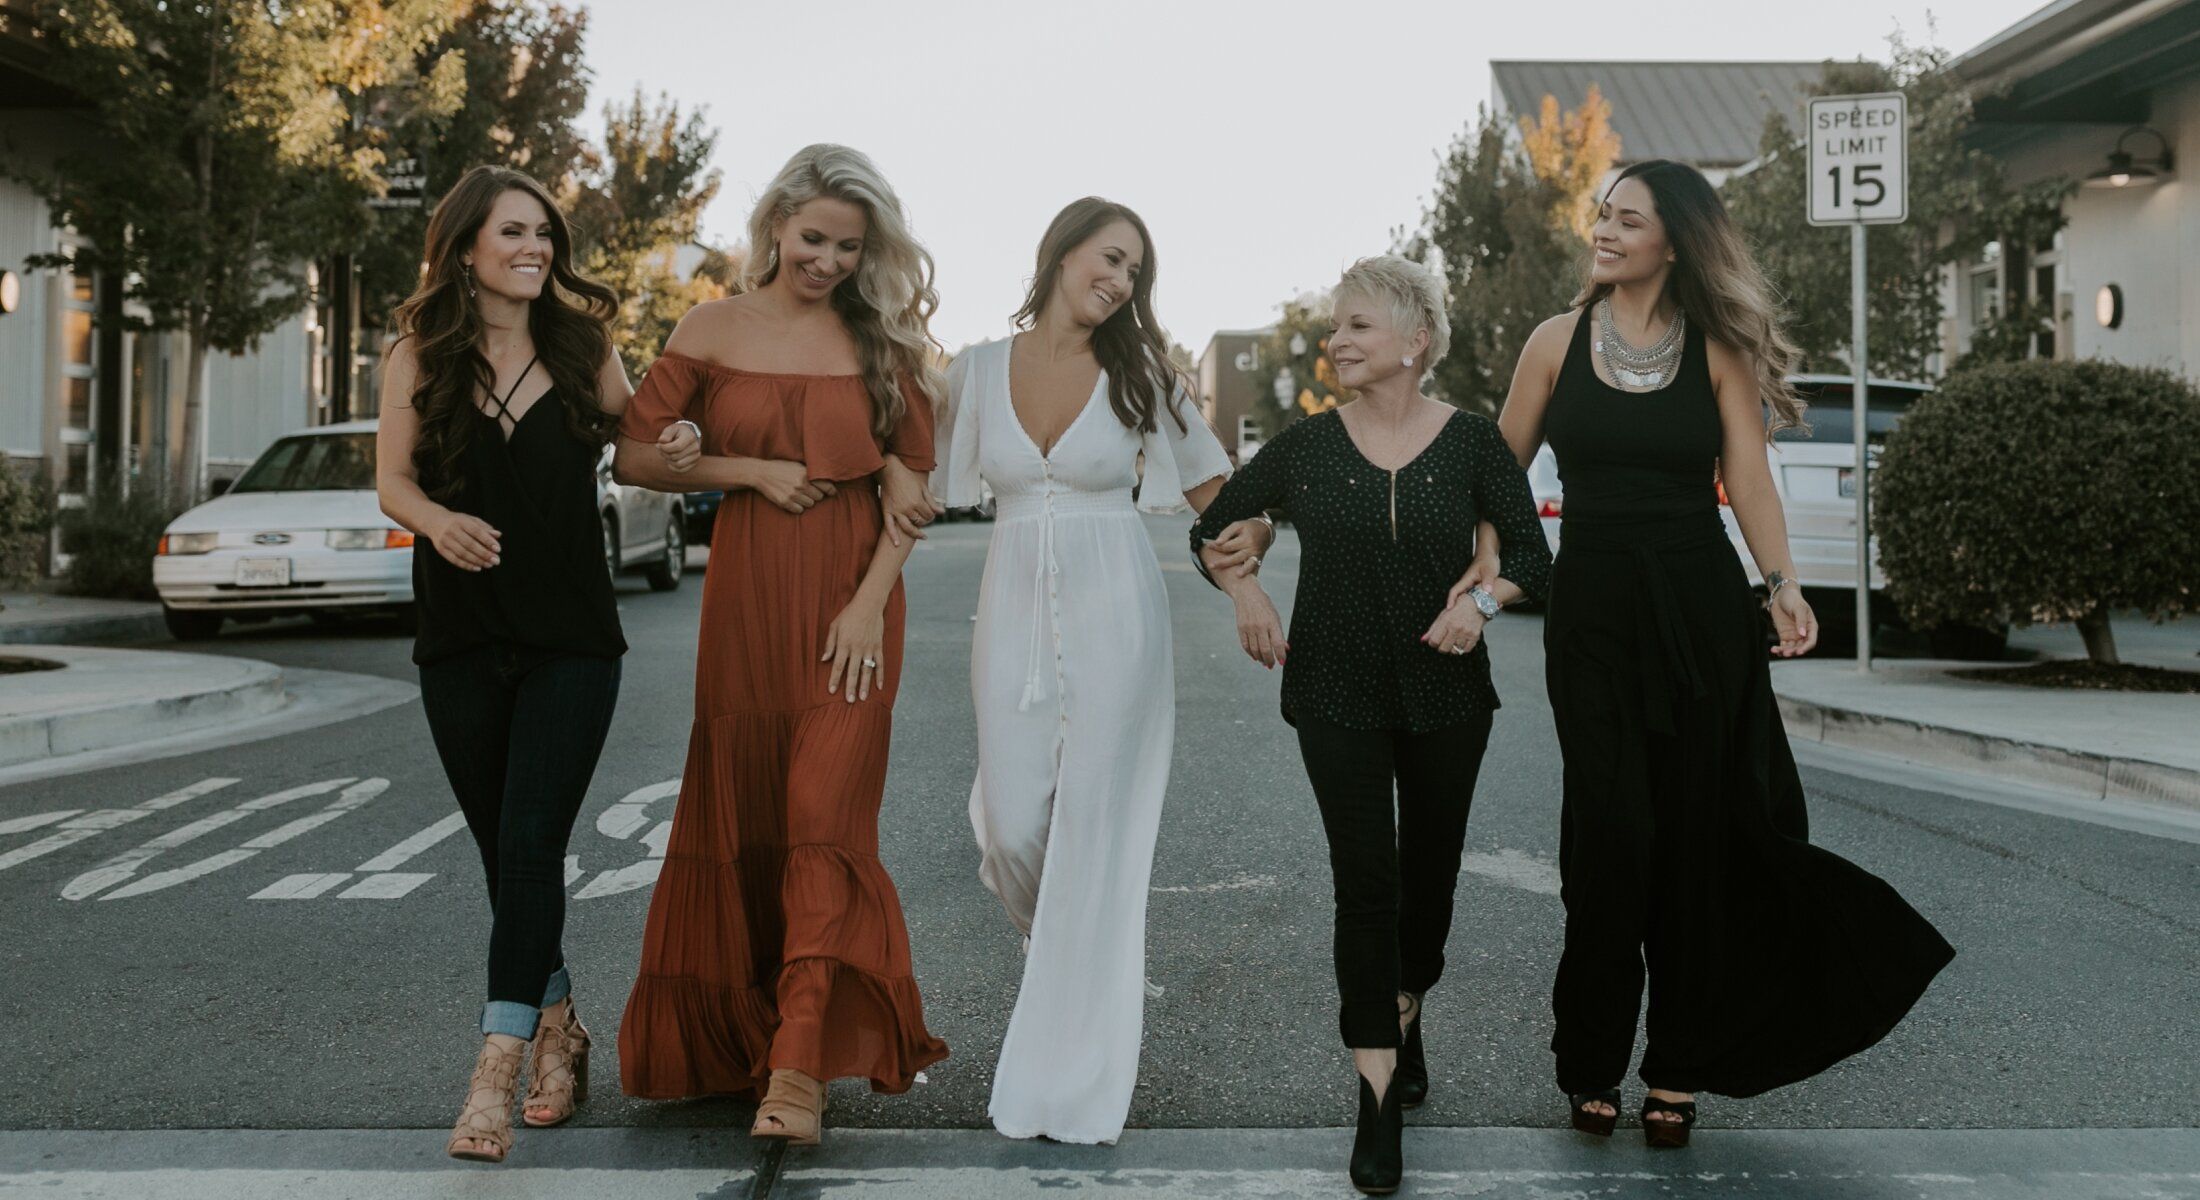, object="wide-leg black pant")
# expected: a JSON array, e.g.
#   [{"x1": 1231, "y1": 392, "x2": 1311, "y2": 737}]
[
  {"x1": 1544, "y1": 518, "x2": 1952, "y2": 1097},
  {"x1": 419, "y1": 645, "x2": 621, "y2": 1035},
  {"x1": 1294, "y1": 709, "x2": 1495, "y2": 1049}
]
